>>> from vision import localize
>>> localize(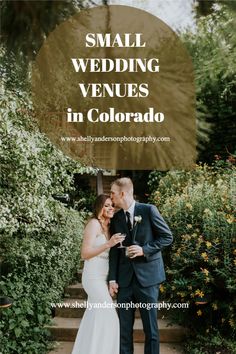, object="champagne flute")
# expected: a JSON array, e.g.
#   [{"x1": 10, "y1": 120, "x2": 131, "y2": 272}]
[{"x1": 117, "y1": 233, "x2": 126, "y2": 248}]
